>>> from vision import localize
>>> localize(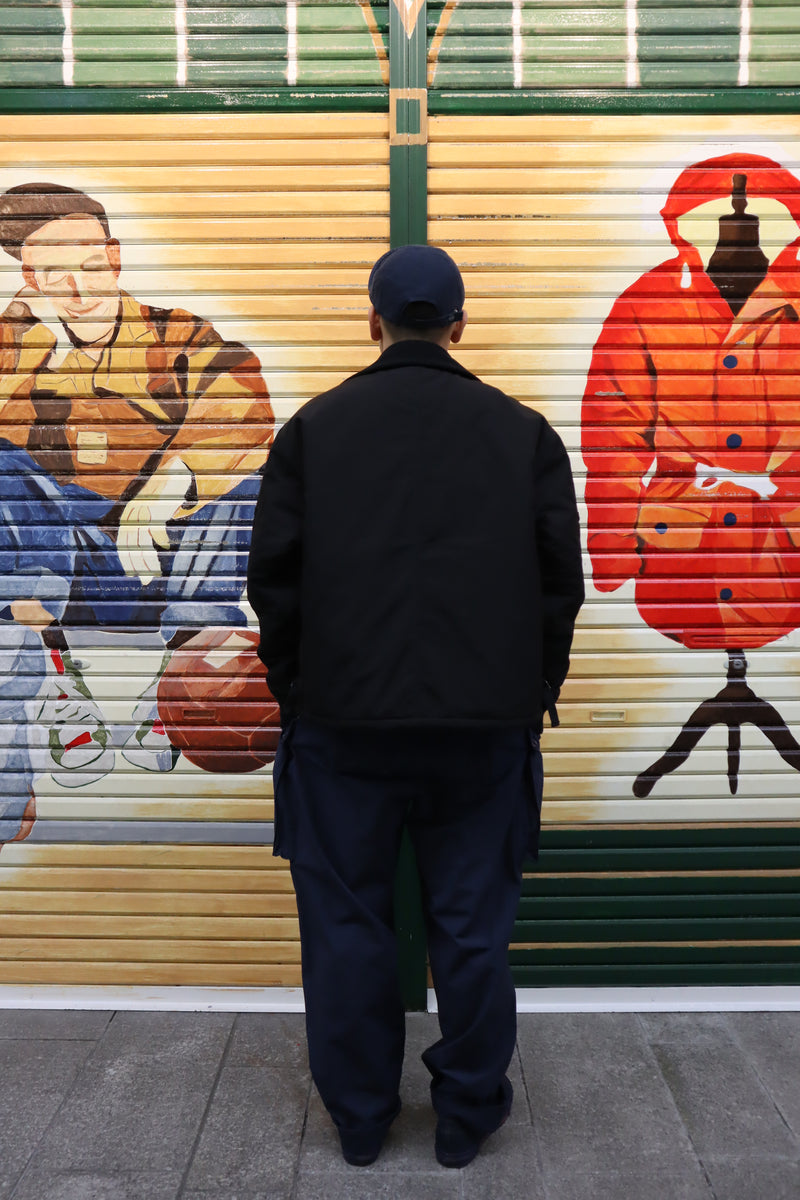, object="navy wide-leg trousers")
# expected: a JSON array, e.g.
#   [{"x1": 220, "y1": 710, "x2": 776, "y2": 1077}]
[{"x1": 274, "y1": 719, "x2": 542, "y2": 1143}]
